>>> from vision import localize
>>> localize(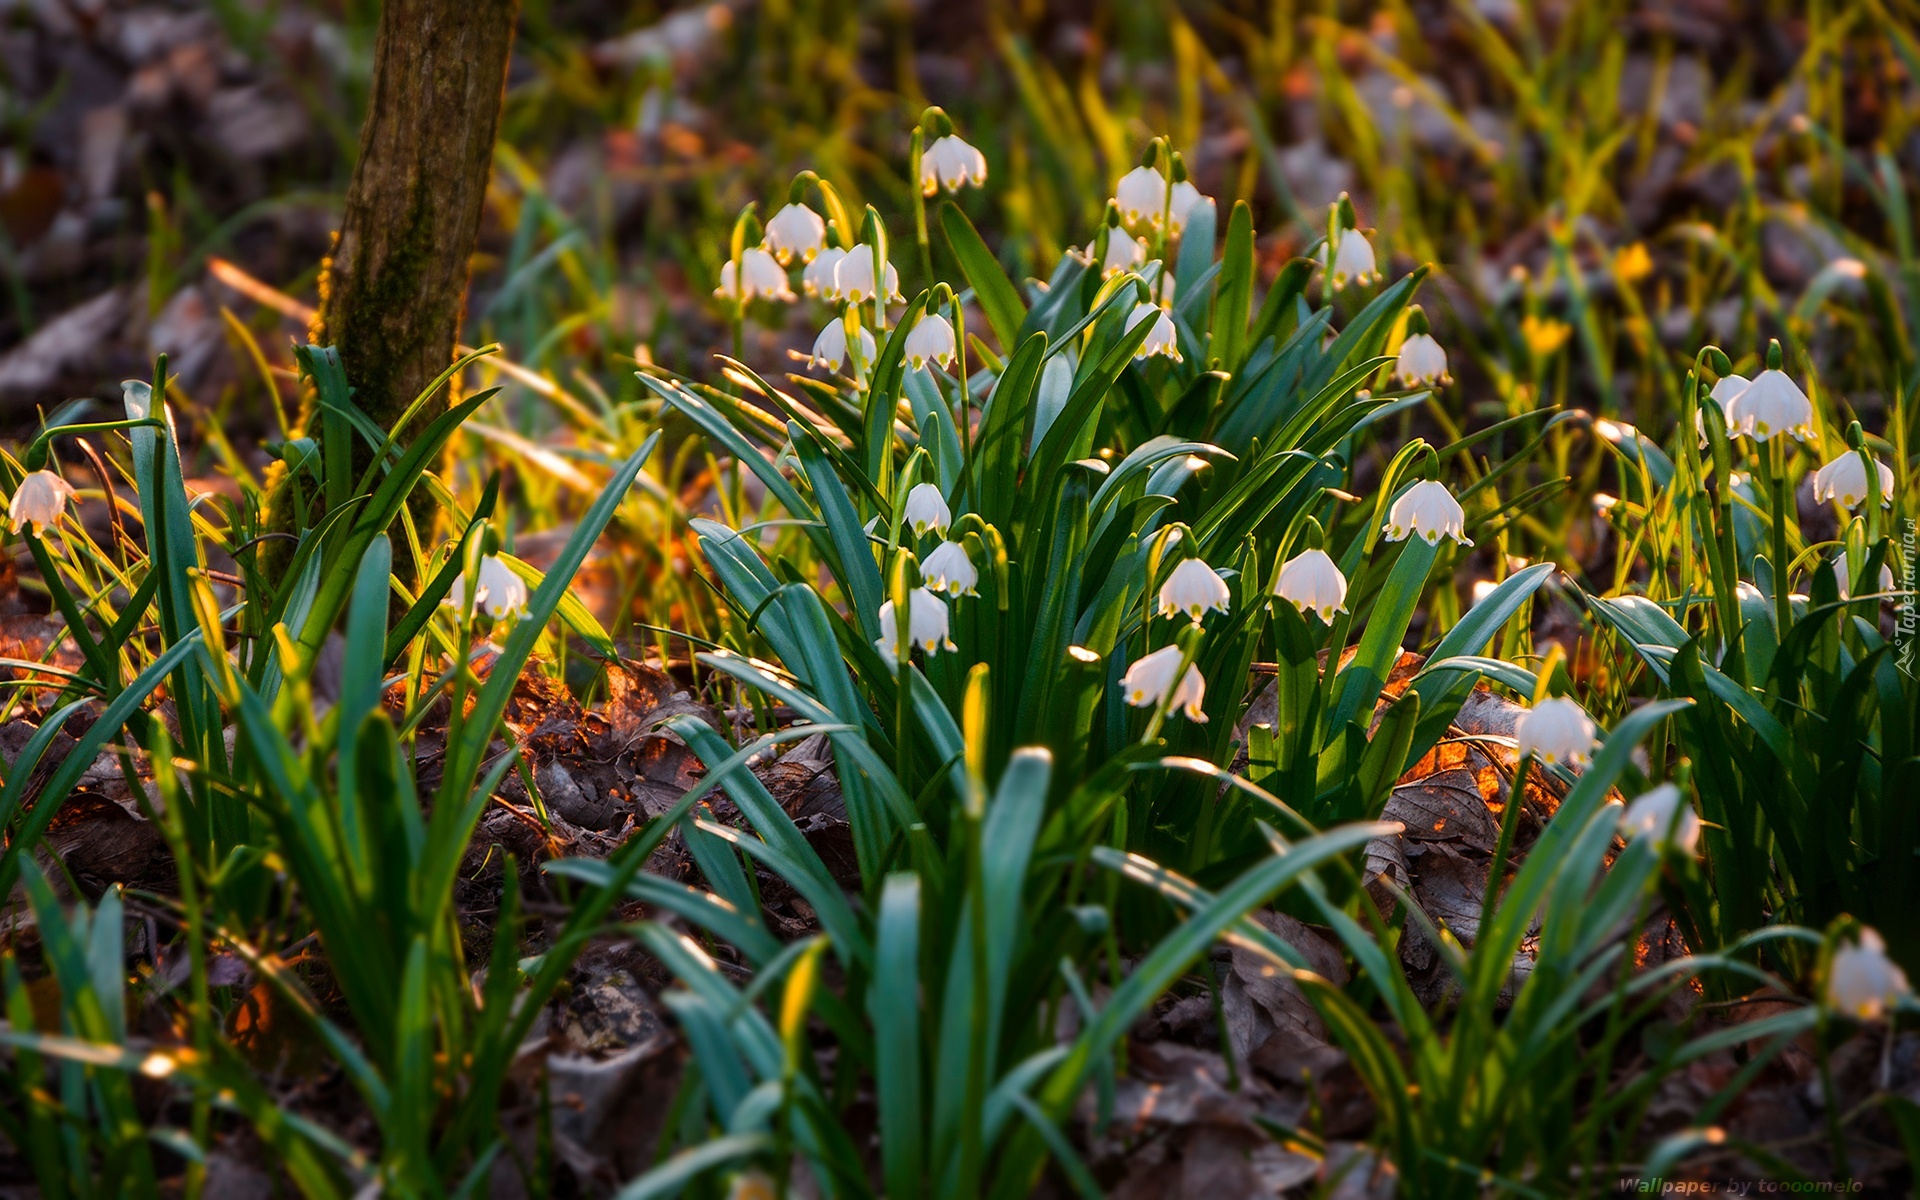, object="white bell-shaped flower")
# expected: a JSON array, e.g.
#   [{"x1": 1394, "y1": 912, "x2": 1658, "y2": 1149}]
[
  {"x1": 1725, "y1": 369, "x2": 1814, "y2": 442},
  {"x1": 921, "y1": 540, "x2": 978, "y2": 596},
  {"x1": 1167, "y1": 180, "x2": 1208, "y2": 235},
  {"x1": 1394, "y1": 332, "x2": 1450, "y2": 387},
  {"x1": 920, "y1": 134, "x2": 988, "y2": 195},
  {"x1": 7, "y1": 470, "x2": 78, "y2": 536},
  {"x1": 1326, "y1": 229, "x2": 1378, "y2": 290},
  {"x1": 1274, "y1": 549, "x2": 1348, "y2": 622},
  {"x1": 905, "y1": 313, "x2": 957, "y2": 372},
  {"x1": 1383, "y1": 480, "x2": 1472, "y2": 546},
  {"x1": 903, "y1": 482, "x2": 951, "y2": 538},
  {"x1": 1695, "y1": 375, "x2": 1749, "y2": 448},
  {"x1": 1113, "y1": 165, "x2": 1170, "y2": 229},
  {"x1": 807, "y1": 319, "x2": 876, "y2": 373},
  {"x1": 1831, "y1": 551, "x2": 1895, "y2": 601},
  {"x1": 715, "y1": 247, "x2": 795, "y2": 303},
  {"x1": 835, "y1": 246, "x2": 904, "y2": 307},
  {"x1": 444, "y1": 554, "x2": 529, "y2": 620},
  {"x1": 1620, "y1": 783, "x2": 1700, "y2": 854},
  {"x1": 875, "y1": 587, "x2": 955, "y2": 665},
  {"x1": 803, "y1": 246, "x2": 847, "y2": 299},
  {"x1": 1514, "y1": 695, "x2": 1597, "y2": 767},
  {"x1": 1120, "y1": 644, "x2": 1208, "y2": 722},
  {"x1": 1127, "y1": 303, "x2": 1181, "y2": 361},
  {"x1": 1092, "y1": 232, "x2": 1147, "y2": 278},
  {"x1": 1827, "y1": 927, "x2": 1912, "y2": 1022},
  {"x1": 1812, "y1": 452, "x2": 1894, "y2": 510},
  {"x1": 762, "y1": 203, "x2": 827, "y2": 264},
  {"x1": 1158, "y1": 557, "x2": 1230, "y2": 624}
]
